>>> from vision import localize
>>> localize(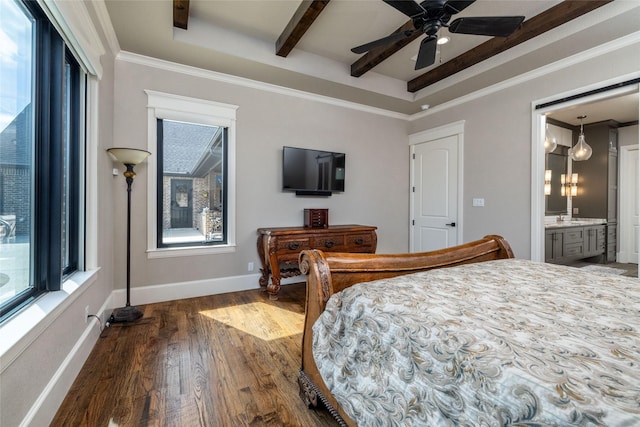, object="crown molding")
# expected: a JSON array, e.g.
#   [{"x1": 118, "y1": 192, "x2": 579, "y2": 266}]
[
  {"x1": 87, "y1": 0, "x2": 120, "y2": 55},
  {"x1": 412, "y1": 1, "x2": 640, "y2": 102},
  {"x1": 118, "y1": 27, "x2": 640, "y2": 123},
  {"x1": 116, "y1": 51, "x2": 410, "y2": 120},
  {"x1": 410, "y1": 31, "x2": 640, "y2": 122}
]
